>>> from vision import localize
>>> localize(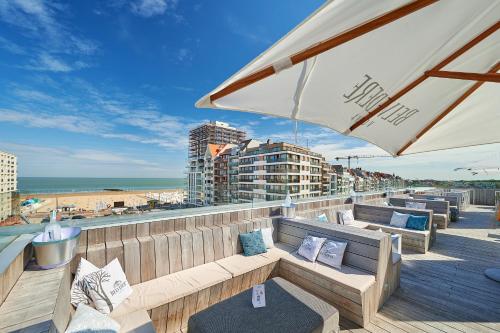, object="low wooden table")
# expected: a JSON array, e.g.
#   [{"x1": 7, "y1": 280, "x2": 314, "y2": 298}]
[{"x1": 188, "y1": 277, "x2": 339, "y2": 333}]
